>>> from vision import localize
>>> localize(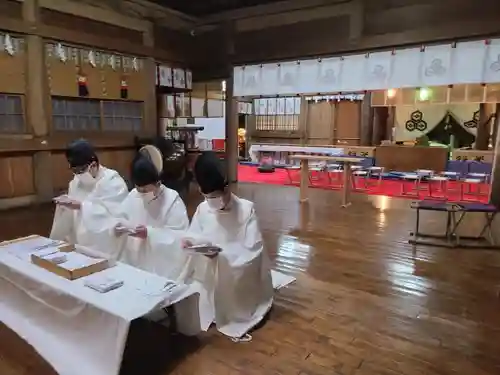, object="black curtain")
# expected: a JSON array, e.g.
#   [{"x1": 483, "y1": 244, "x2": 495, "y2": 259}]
[{"x1": 426, "y1": 115, "x2": 475, "y2": 148}]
